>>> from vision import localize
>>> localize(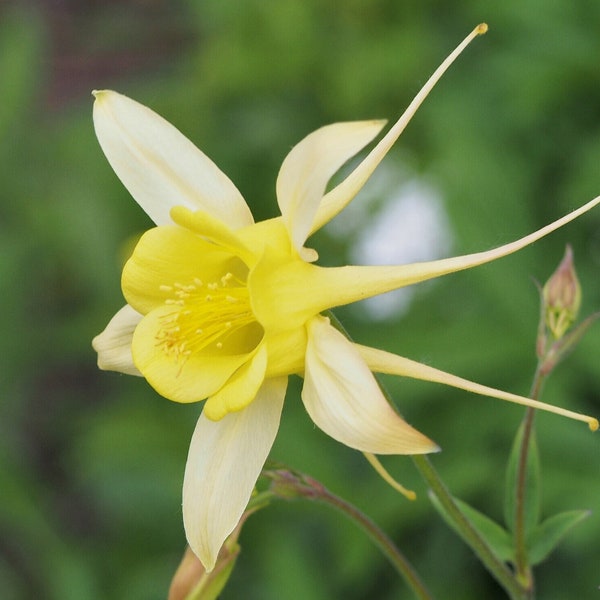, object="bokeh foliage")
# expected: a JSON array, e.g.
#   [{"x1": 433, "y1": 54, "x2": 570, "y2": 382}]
[{"x1": 1, "y1": 1, "x2": 598, "y2": 598}]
